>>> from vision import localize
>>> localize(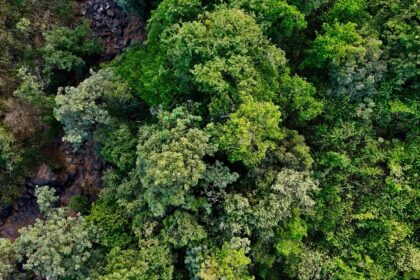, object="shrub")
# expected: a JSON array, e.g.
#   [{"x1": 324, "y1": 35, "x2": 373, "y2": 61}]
[{"x1": 43, "y1": 21, "x2": 101, "y2": 75}]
